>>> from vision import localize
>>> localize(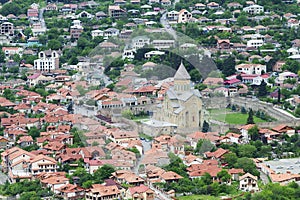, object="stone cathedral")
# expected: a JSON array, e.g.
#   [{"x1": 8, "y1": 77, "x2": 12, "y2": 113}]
[{"x1": 154, "y1": 62, "x2": 204, "y2": 134}]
